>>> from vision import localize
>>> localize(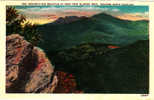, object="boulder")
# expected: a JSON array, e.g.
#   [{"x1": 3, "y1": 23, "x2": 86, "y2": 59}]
[
  {"x1": 6, "y1": 34, "x2": 33, "y2": 88},
  {"x1": 6, "y1": 34, "x2": 58, "y2": 93}
]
